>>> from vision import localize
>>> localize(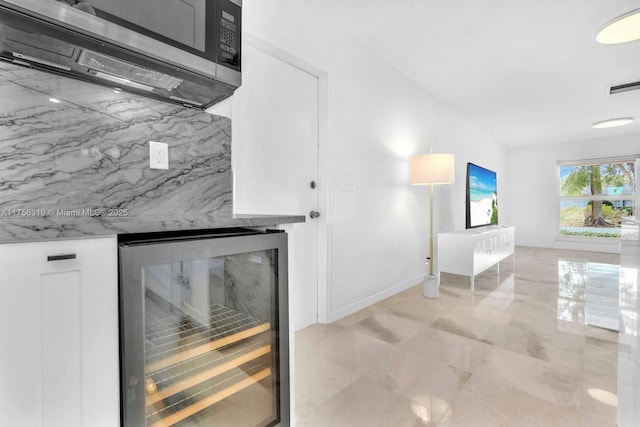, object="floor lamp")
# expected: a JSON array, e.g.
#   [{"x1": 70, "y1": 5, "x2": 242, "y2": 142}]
[{"x1": 410, "y1": 153, "x2": 455, "y2": 298}]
